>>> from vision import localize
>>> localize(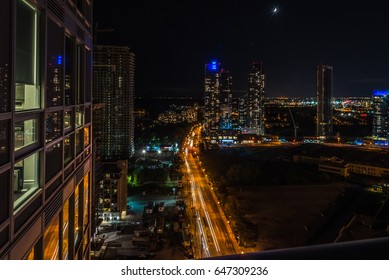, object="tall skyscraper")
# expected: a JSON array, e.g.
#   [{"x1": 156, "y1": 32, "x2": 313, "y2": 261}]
[
  {"x1": 204, "y1": 61, "x2": 234, "y2": 139},
  {"x1": 247, "y1": 62, "x2": 265, "y2": 135},
  {"x1": 93, "y1": 45, "x2": 135, "y2": 160},
  {"x1": 0, "y1": 0, "x2": 93, "y2": 260},
  {"x1": 204, "y1": 61, "x2": 221, "y2": 135},
  {"x1": 372, "y1": 90, "x2": 389, "y2": 139},
  {"x1": 316, "y1": 64, "x2": 333, "y2": 137}
]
